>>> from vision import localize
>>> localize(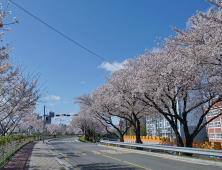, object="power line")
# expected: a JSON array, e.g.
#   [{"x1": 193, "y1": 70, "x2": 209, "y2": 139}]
[{"x1": 9, "y1": 0, "x2": 121, "y2": 69}]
